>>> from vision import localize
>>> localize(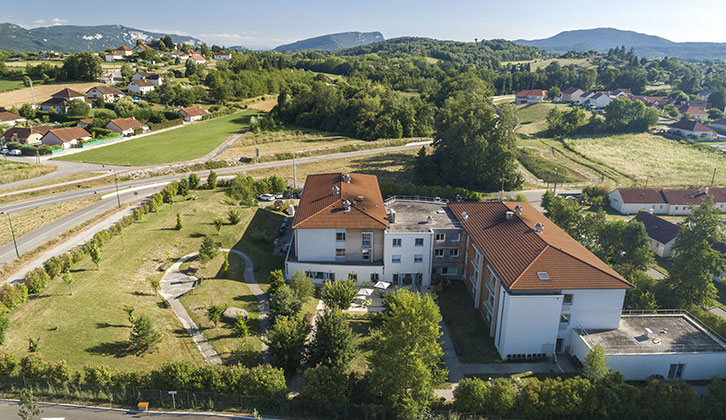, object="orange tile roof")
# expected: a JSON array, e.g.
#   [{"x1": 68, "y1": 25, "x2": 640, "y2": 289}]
[
  {"x1": 108, "y1": 117, "x2": 142, "y2": 131},
  {"x1": 179, "y1": 106, "x2": 208, "y2": 117},
  {"x1": 449, "y1": 202, "x2": 632, "y2": 291},
  {"x1": 292, "y1": 173, "x2": 388, "y2": 230},
  {"x1": 52, "y1": 88, "x2": 85, "y2": 99},
  {"x1": 44, "y1": 126, "x2": 91, "y2": 143},
  {"x1": 516, "y1": 89, "x2": 546, "y2": 97}
]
